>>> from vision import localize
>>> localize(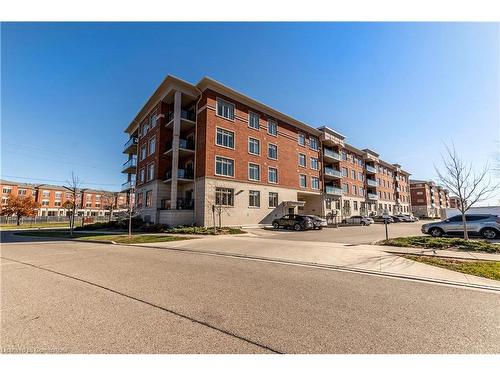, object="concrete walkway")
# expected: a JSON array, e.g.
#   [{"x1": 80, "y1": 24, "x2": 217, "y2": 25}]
[{"x1": 132, "y1": 235, "x2": 500, "y2": 290}]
